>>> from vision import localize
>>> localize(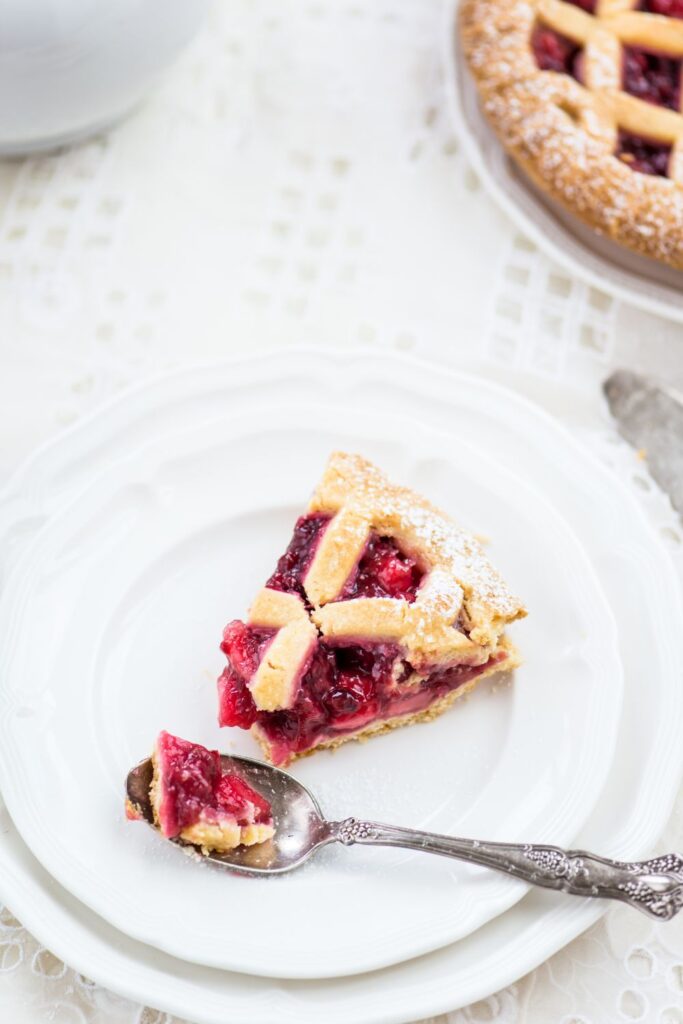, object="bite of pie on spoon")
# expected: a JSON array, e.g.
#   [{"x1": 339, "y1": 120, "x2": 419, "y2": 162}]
[
  {"x1": 217, "y1": 452, "x2": 526, "y2": 767},
  {"x1": 126, "y1": 731, "x2": 275, "y2": 854}
]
